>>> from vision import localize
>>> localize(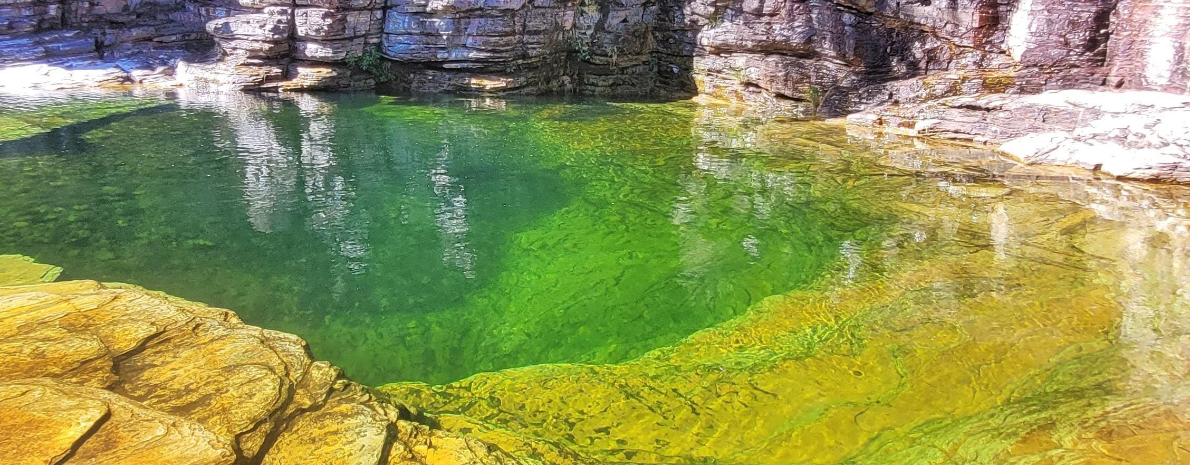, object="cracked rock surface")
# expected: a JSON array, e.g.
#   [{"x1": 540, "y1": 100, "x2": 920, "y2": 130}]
[{"x1": 0, "y1": 254, "x2": 515, "y2": 465}]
